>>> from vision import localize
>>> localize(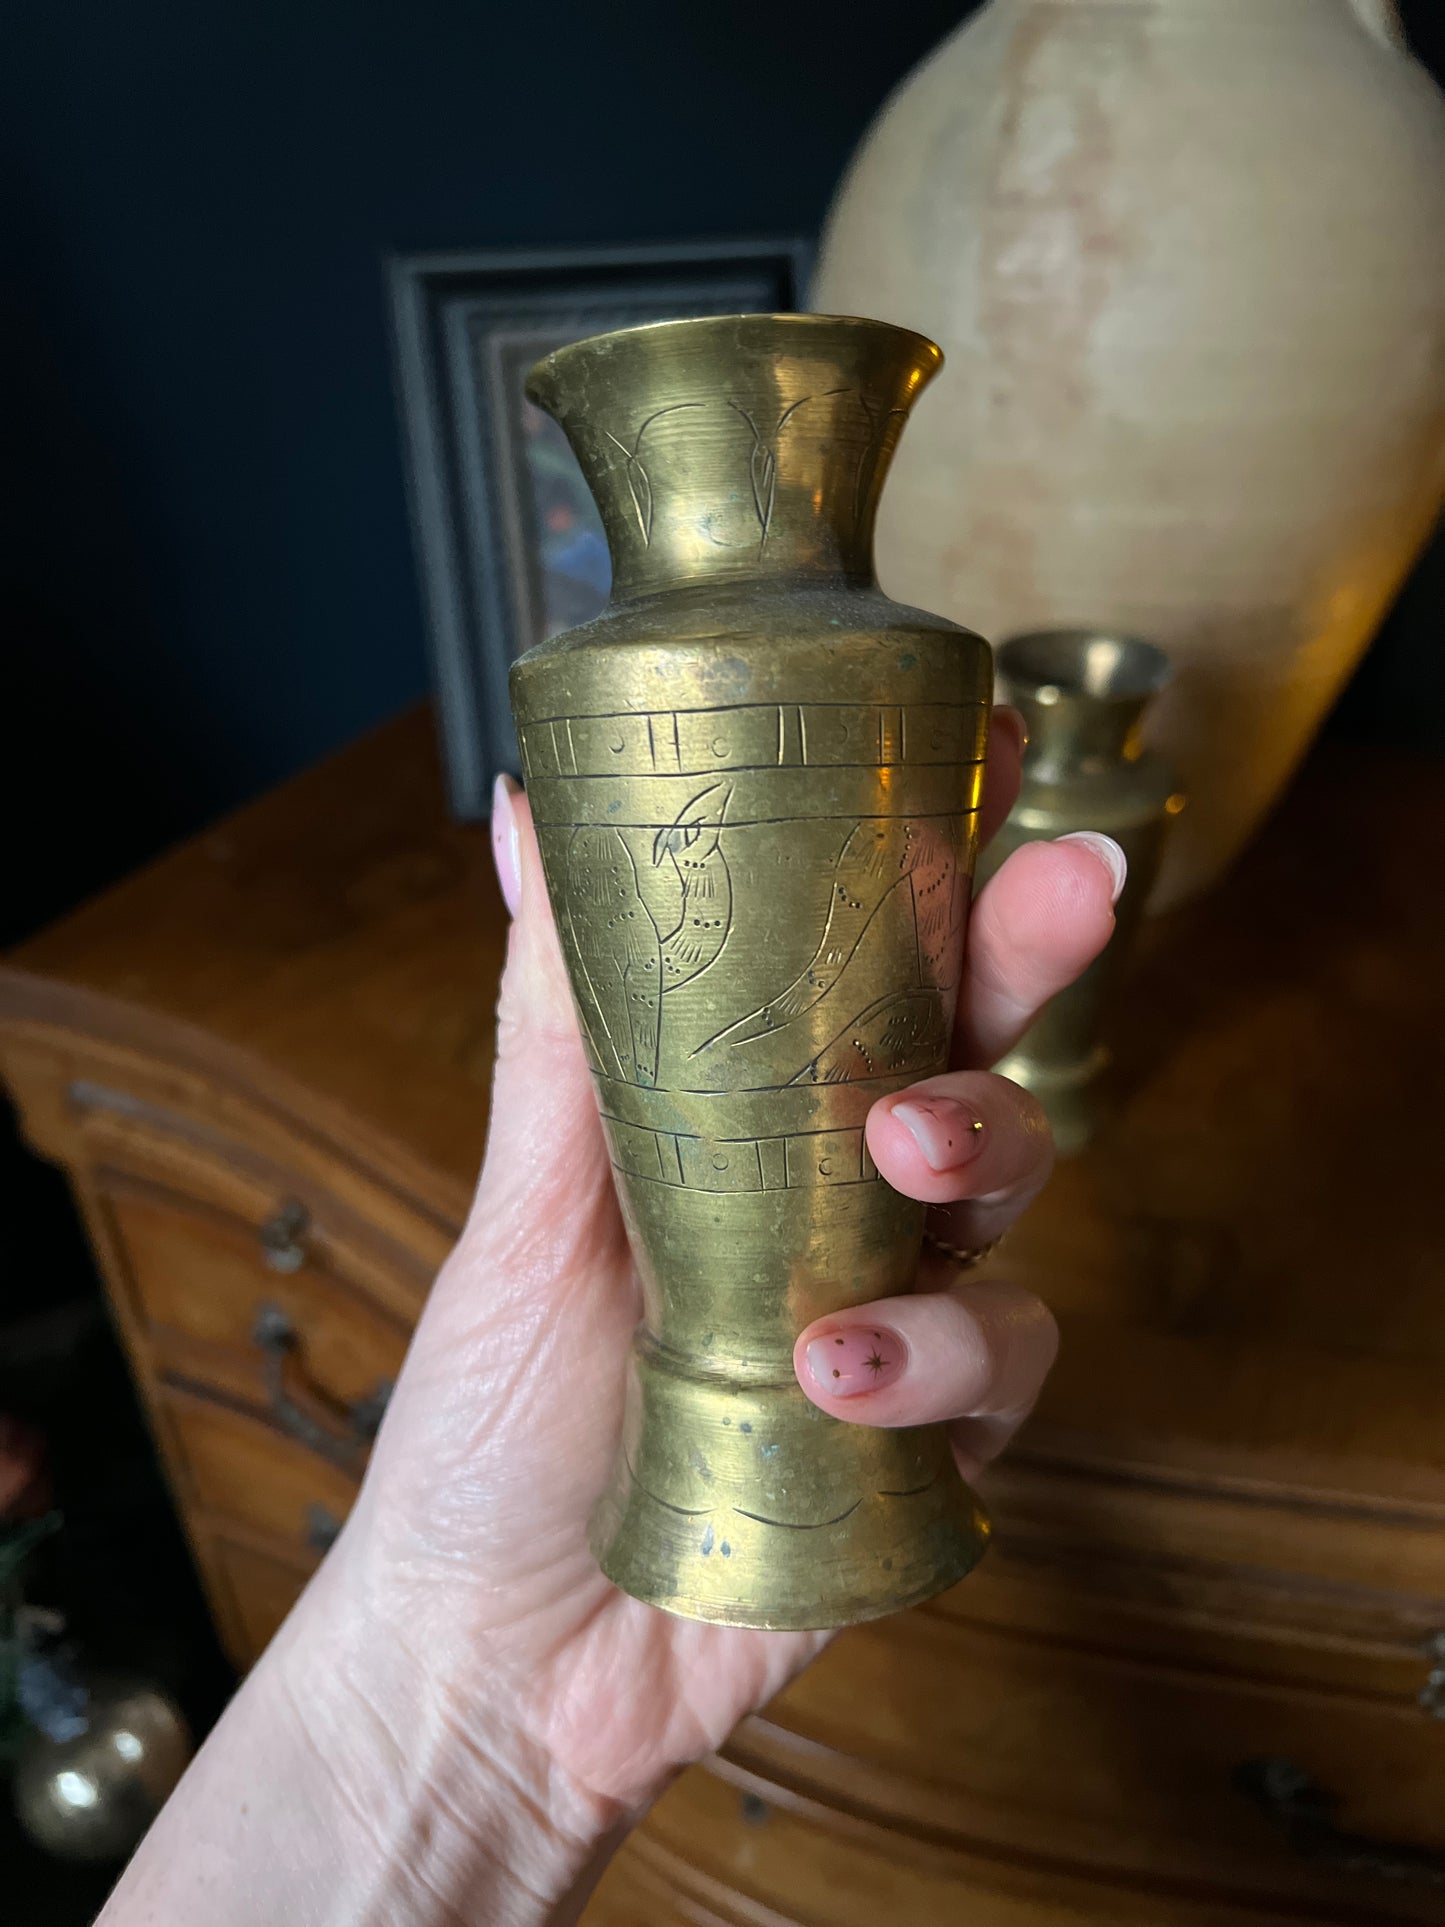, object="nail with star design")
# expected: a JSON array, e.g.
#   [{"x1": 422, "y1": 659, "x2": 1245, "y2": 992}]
[{"x1": 804, "y1": 1325, "x2": 907, "y2": 1398}]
